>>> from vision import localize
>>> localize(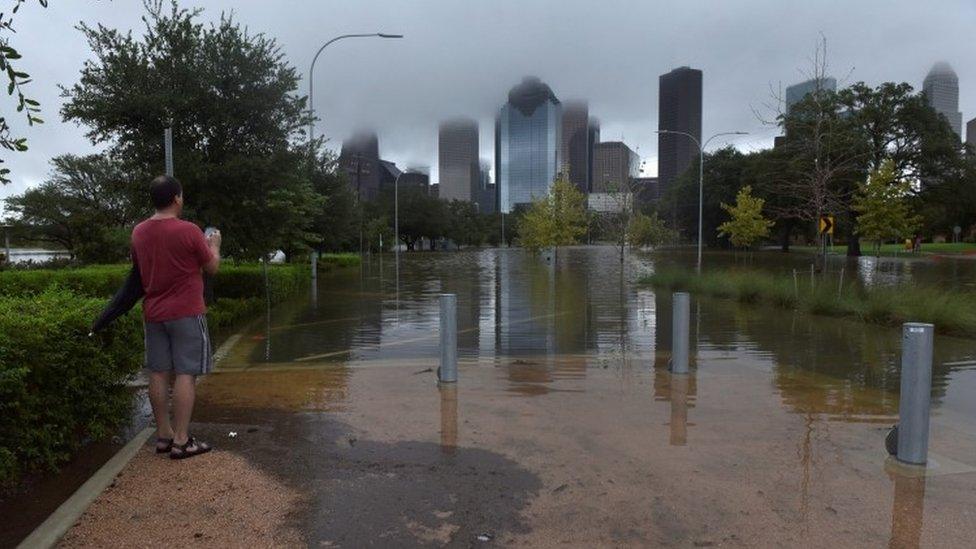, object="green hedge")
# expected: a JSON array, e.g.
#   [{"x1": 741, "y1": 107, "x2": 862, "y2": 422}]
[
  {"x1": 0, "y1": 289, "x2": 142, "y2": 484},
  {"x1": 0, "y1": 262, "x2": 311, "y2": 300},
  {"x1": 0, "y1": 262, "x2": 317, "y2": 486}
]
